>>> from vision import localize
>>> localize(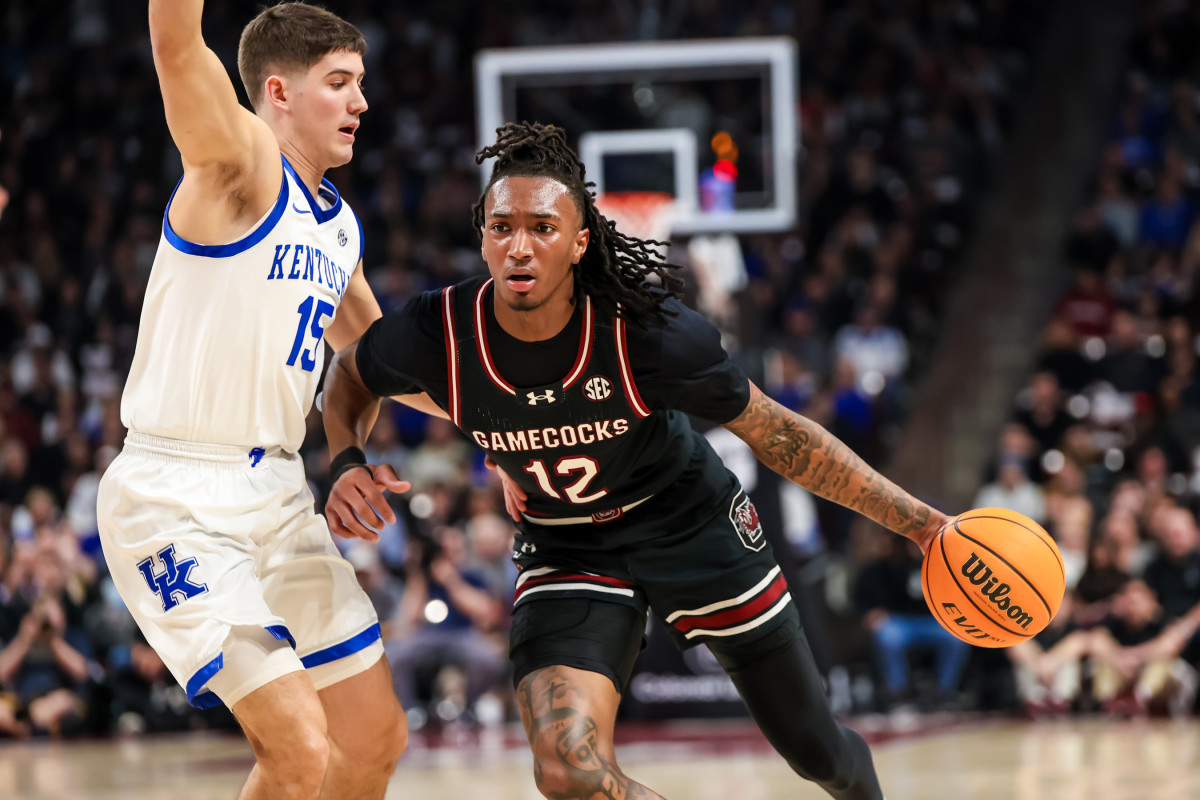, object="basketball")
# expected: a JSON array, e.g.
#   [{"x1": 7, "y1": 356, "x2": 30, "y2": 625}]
[{"x1": 922, "y1": 508, "x2": 1066, "y2": 648}]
